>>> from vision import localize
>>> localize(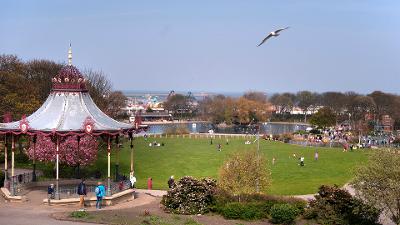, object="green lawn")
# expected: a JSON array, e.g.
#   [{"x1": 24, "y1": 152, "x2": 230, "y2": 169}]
[{"x1": 95, "y1": 136, "x2": 369, "y2": 195}]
